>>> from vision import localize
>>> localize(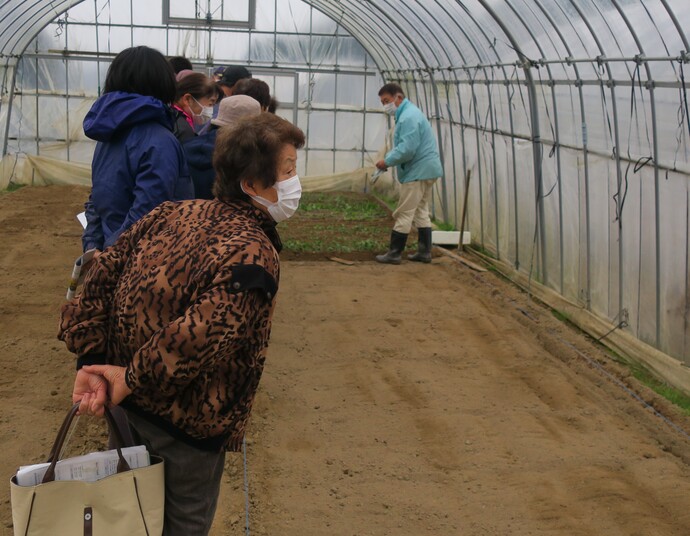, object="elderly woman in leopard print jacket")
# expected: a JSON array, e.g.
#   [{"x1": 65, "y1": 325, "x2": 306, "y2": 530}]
[{"x1": 58, "y1": 112, "x2": 305, "y2": 536}]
